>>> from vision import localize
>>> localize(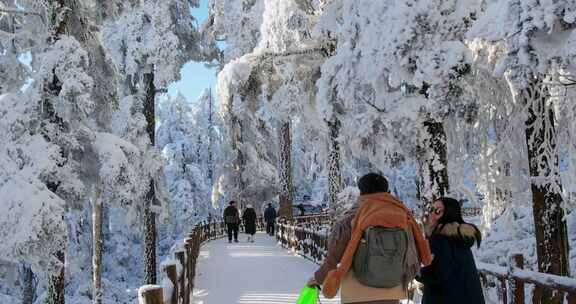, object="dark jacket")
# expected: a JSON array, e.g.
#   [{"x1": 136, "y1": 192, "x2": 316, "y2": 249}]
[
  {"x1": 297, "y1": 204, "x2": 305, "y2": 216},
  {"x1": 417, "y1": 222, "x2": 485, "y2": 304},
  {"x1": 242, "y1": 208, "x2": 257, "y2": 235},
  {"x1": 224, "y1": 205, "x2": 240, "y2": 224},
  {"x1": 264, "y1": 206, "x2": 277, "y2": 222}
]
